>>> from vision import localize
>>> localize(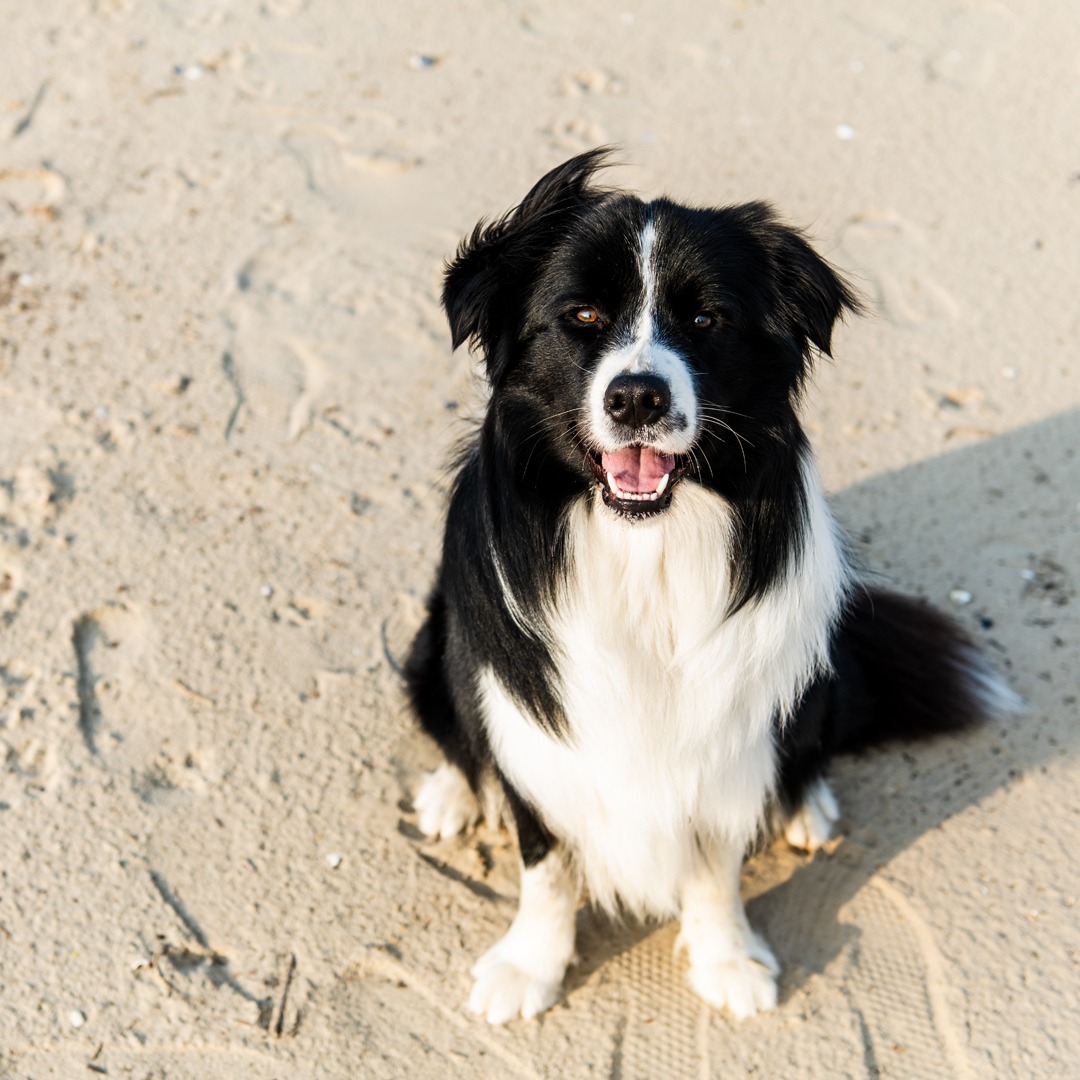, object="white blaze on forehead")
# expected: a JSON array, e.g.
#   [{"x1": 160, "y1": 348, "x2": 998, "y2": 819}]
[
  {"x1": 586, "y1": 217, "x2": 699, "y2": 452},
  {"x1": 632, "y1": 218, "x2": 658, "y2": 364}
]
